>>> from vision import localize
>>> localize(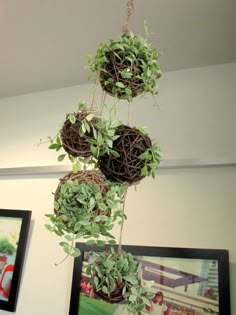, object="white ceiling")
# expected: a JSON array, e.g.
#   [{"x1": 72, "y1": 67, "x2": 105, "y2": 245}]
[{"x1": 0, "y1": 0, "x2": 235, "y2": 98}]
